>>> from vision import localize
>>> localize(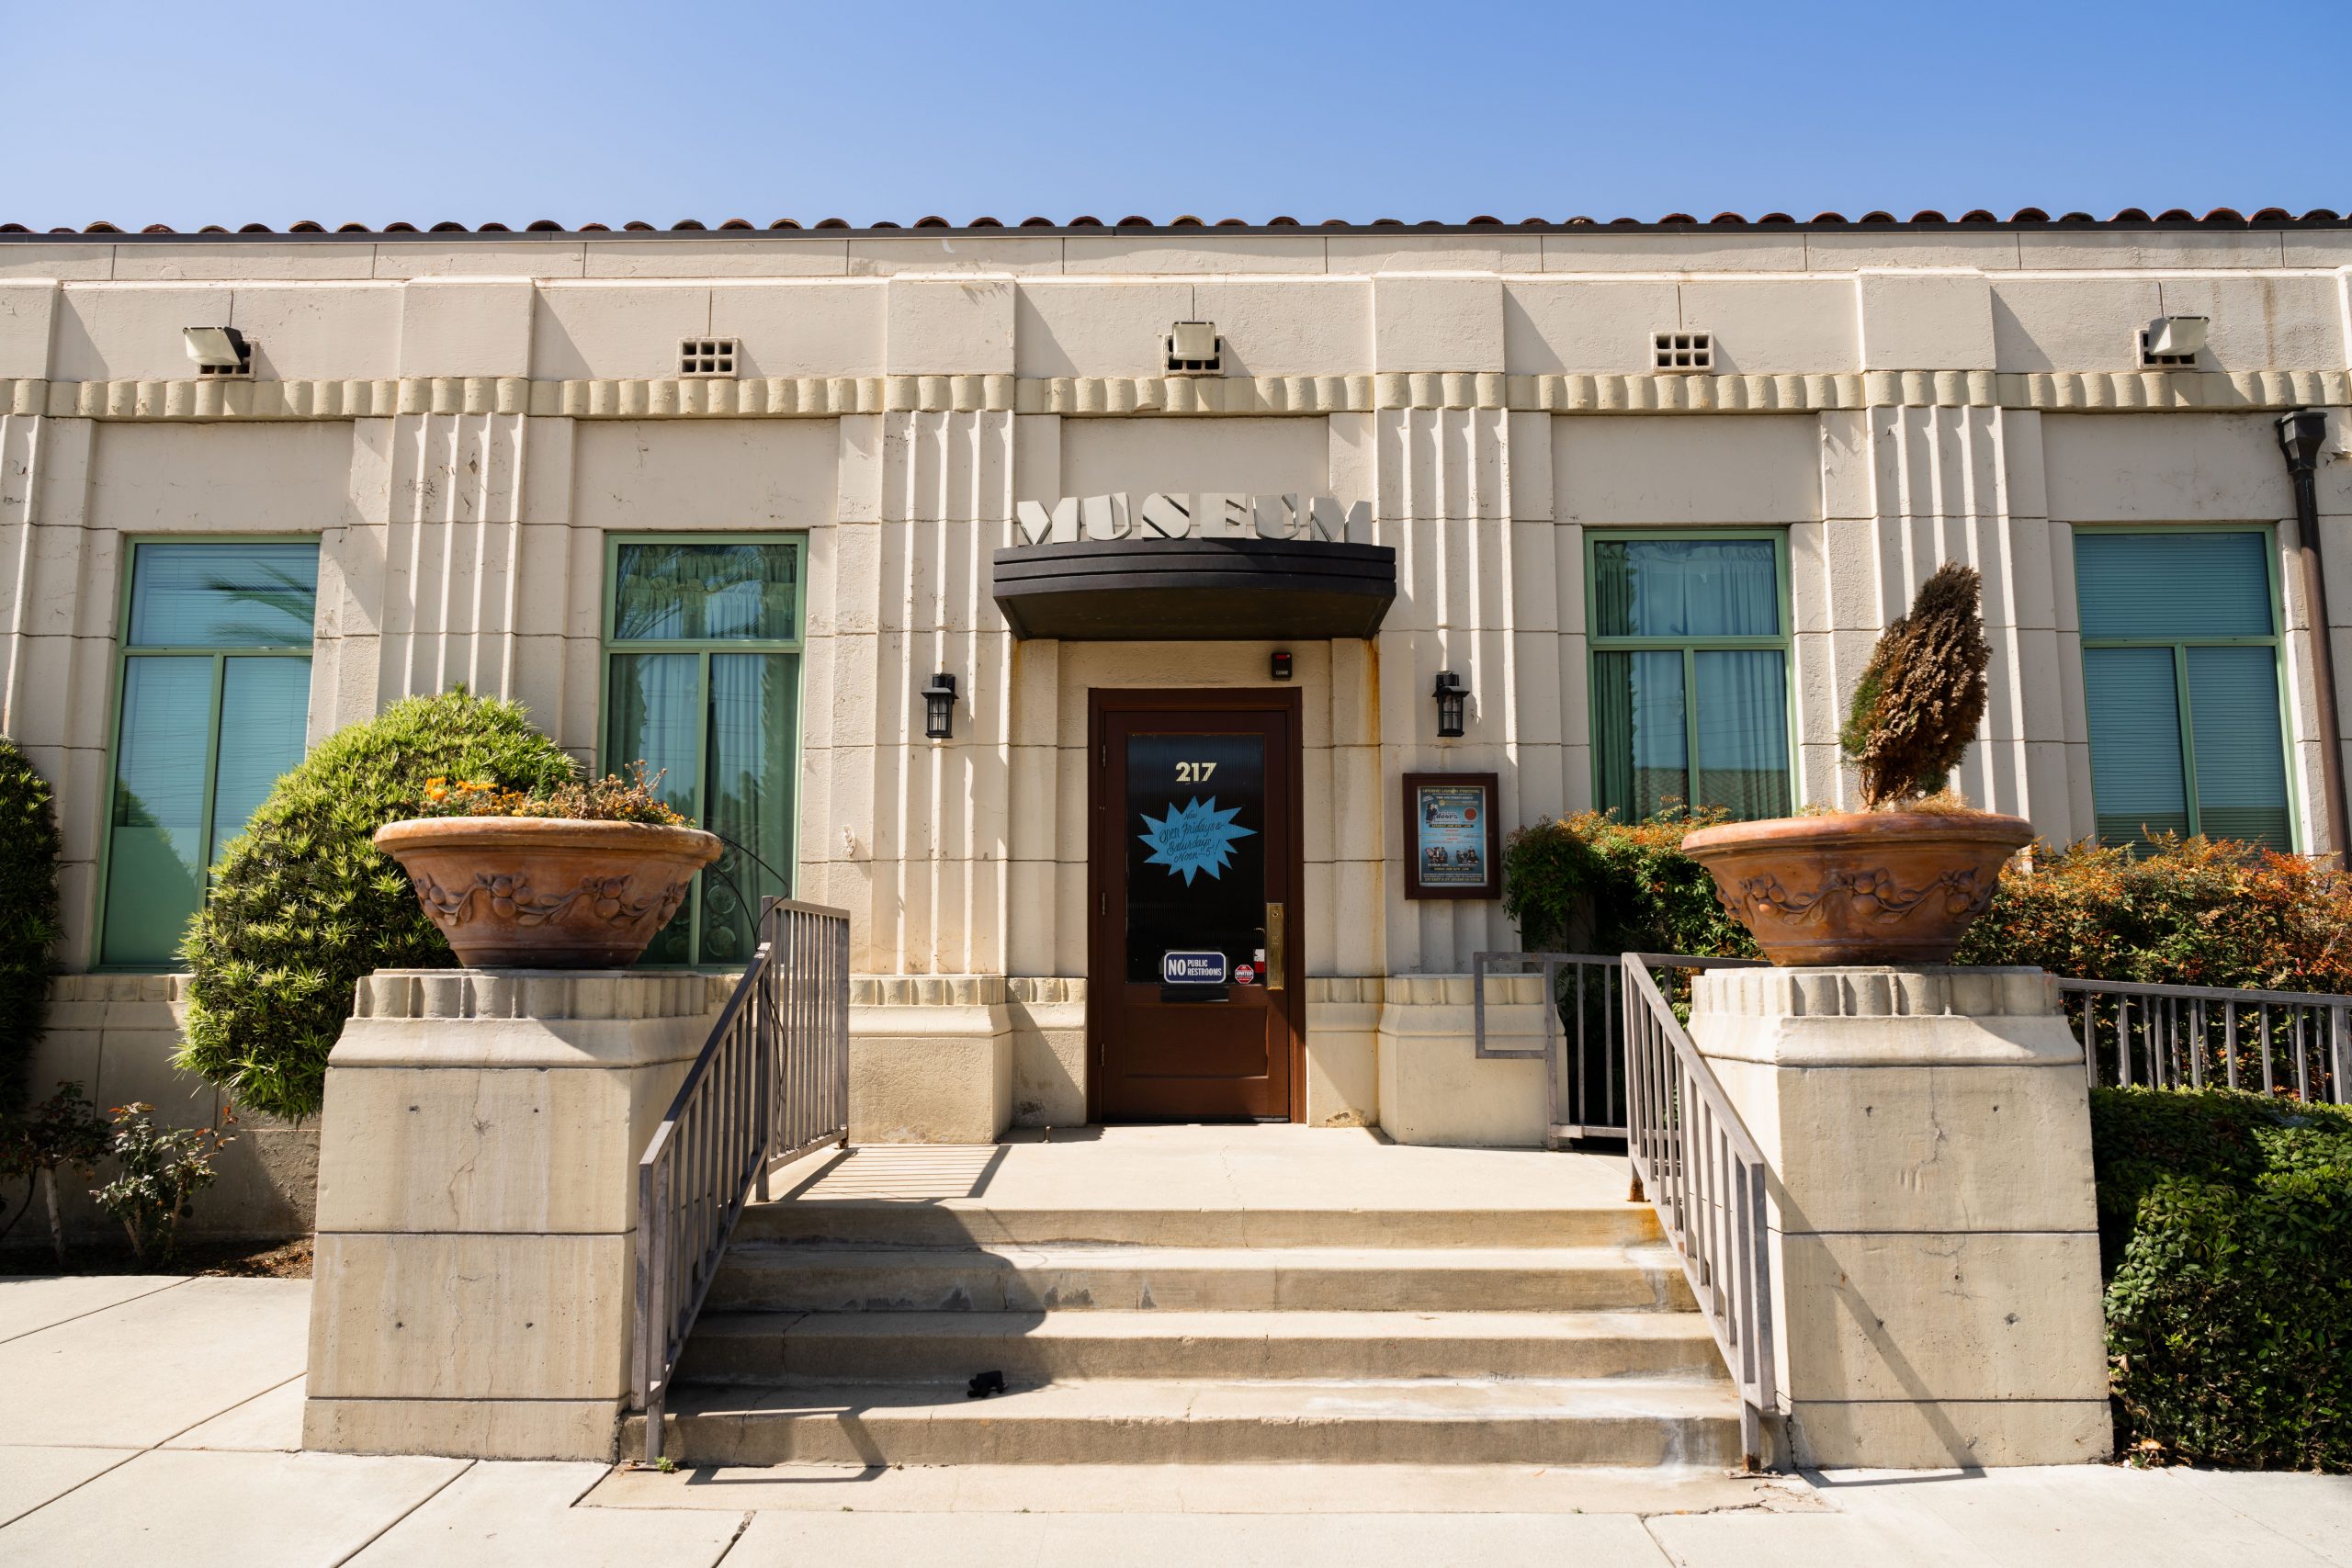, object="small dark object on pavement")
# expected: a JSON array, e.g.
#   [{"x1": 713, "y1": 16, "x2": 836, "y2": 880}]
[{"x1": 967, "y1": 1370, "x2": 1006, "y2": 1399}]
